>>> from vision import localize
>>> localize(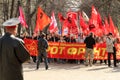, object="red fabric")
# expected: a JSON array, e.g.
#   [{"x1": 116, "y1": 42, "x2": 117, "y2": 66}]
[
  {"x1": 104, "y1": 17, "x2": 110, "y2": 35},
  {"x1": 97, "y1": 13, "x2": 102, "y2": 27},
  {"x1": 34, "y1": 7, "x2": 50, "y2": 33},
  {"x1": 109, "y1": 15, "x2": 119, "y2": 37},
  {"x1": 66, "y1": 11, "x2": 79, "y2": 35},
  {"x1": 79, "y1": 12, "x2": 89, "y2": 35},
  {"x1": 19, "y1": 6, "x2": 28, "y2": 28},
  {"x1": 89, "y1": 6, "x2": 104, "y2": 36},
  {"x1": 49, "y1": 11, "x2": 58, "y2": 33},
  {"x1": 109, "y1": 15, "x2": 115, "y2": 35},
  {"x1": 24, "y1": 39, "x2": 38, "y2": 56},
  {"x1": 79, "y1": 12, "x2": 88, "y2": 30},
  {"x1": 62, "y1": 20, "x2": 69, "y2": 35},
  {"x1": 24, "y1": 39, "x2": 120, "y2": 60},
  {"x1": 114, "y1": 26, "x2": 120, "y2": 37},
  {"x1": 89, "y1": 5, "x2": 99, "y2": 28},
  {"x1": 58, "y1": 12, "x2": 65, "y2": 22}
]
